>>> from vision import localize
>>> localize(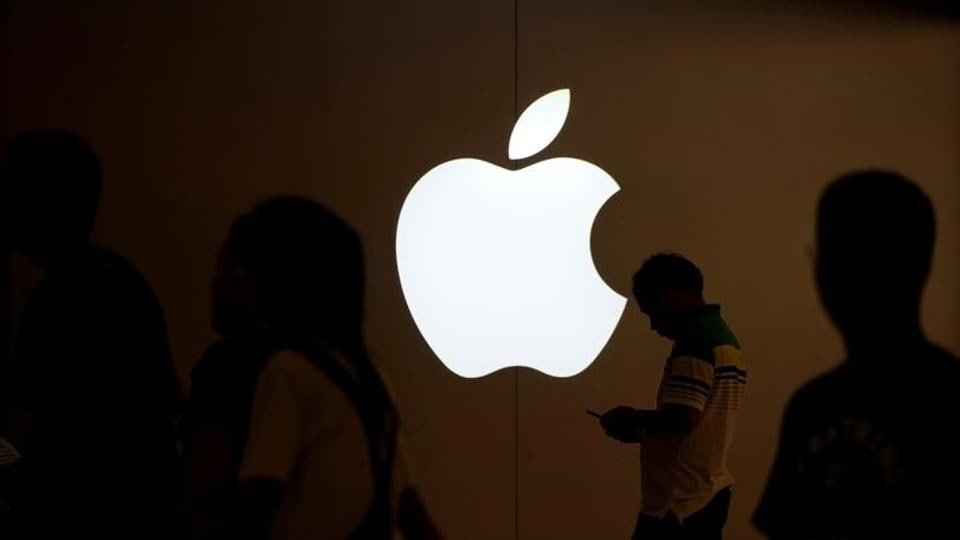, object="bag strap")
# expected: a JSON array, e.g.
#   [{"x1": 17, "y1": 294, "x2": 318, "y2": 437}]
[{"x1": 295, "y1": 344, "x2": 396, "y2": 540}]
